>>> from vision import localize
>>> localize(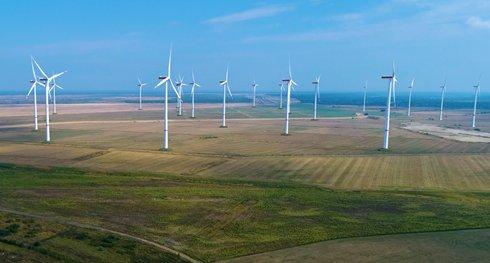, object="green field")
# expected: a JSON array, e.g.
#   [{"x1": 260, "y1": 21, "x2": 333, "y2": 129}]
[
  {"x1": 1, "y1": 164, "x2": 490, "y2": 262},
  {"x1": 0, "y1": 211, "x2": 186, "y2": 263}
]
